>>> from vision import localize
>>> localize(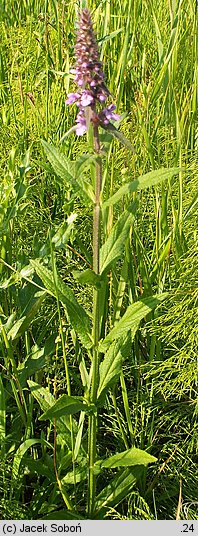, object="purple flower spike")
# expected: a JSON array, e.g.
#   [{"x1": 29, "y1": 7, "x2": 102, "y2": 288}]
[{"x1": 66, "y1": 8, "x2": 120, "y2": 135}]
